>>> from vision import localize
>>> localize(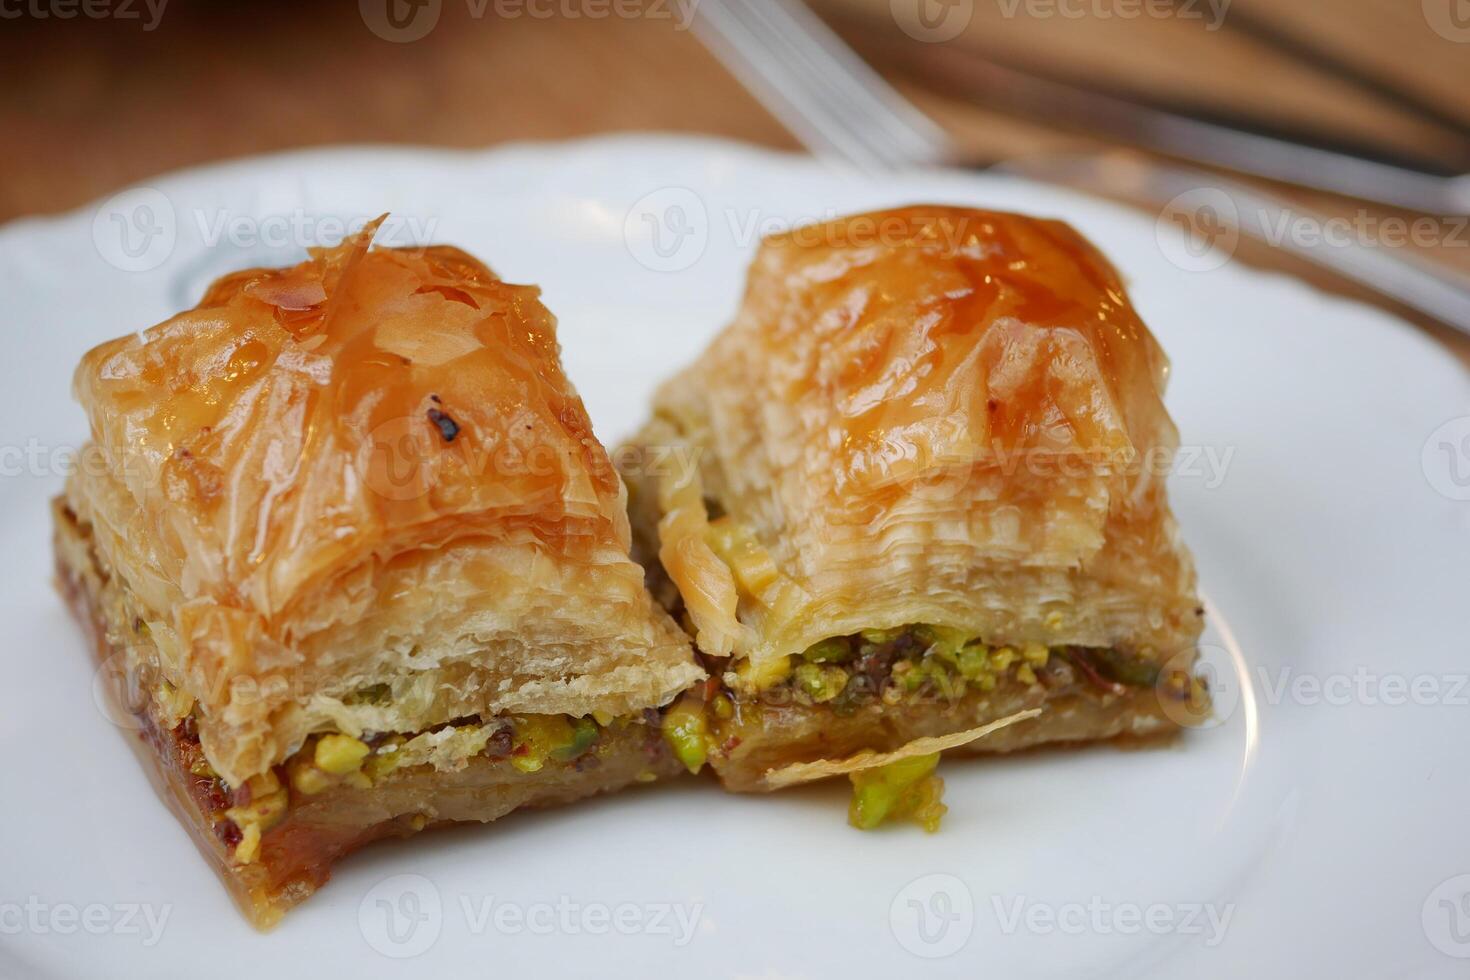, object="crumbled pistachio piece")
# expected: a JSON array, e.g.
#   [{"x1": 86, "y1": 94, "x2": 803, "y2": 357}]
[
  {"x1": 225, "y1": 770, "x2": 289, "y2": 864},
  {"x1": 342, "y1": 771, "x2": 372, "y2": 790},
  {"x1": 917, "y1": 625, "x2": 974, "y2": 664},
  {"x1": 848, "y1": 753, "x2": 947, "y2": 832},
  {"x1": 314, "y1": 733, "x2": 371, "y2": 775},
  {"x1": 801, "y1": 637, "x2": 853, "y2": 663},
  {"x1": 794, "y1": 662, "x2": 848, "y2": 703},
  {"x1": 510, "y1": 715, "x2": 577, "y2": 773},
  {"x1": 1021, "y1": 643, "x2": 1050, "y2": 667},
  {"x1": 1089, "y1": 648, "x2": 1162, "y2": 688},
  {"x1": 735, "y1": 654, "x2": 793, "y2": 691},
  {"x1": 927, "y1": 663, "x2": 960, "y2": 701},
  {"x1": 662, "y1": 696, "x2": 710, "y2": 774},
  {"x1": 954, "y1": 645, "x2": 992, "y2": 682},
  {"x1": 234, "y1": 824, "x2": 263, "y2": 865},
  {"x1": 287, "y1": 757, "x2": 333, "y2": 795},
  {"x1": 552, "y1": 717, "x2": 599, "y2": 761}
]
